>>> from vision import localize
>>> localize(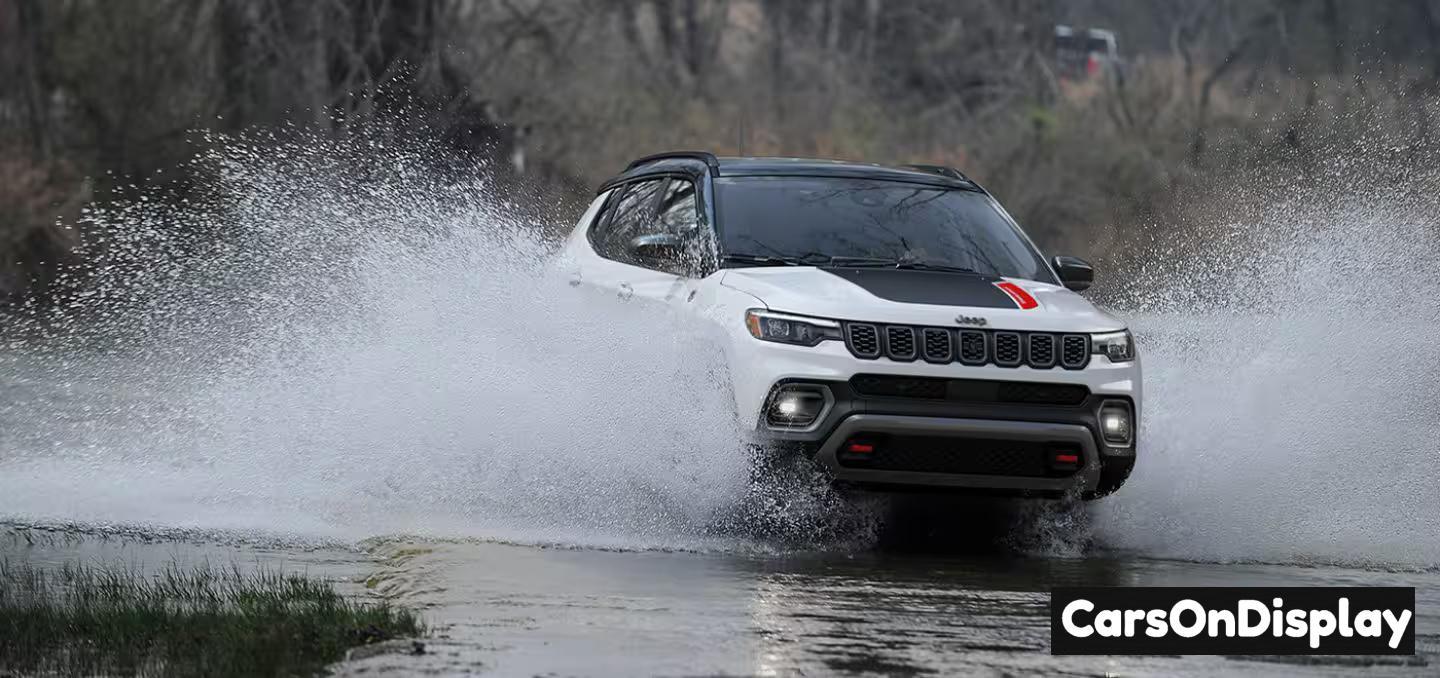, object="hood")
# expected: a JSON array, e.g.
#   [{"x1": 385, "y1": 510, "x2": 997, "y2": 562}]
[{"x1": 720, "y1": 267, "x2": 1126, "y2": 333}]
